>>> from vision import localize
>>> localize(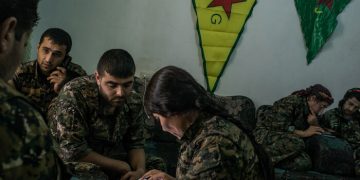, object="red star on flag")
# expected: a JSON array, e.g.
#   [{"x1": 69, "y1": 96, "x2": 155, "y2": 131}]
[
  {"x1": 208, "y1": 0, "x2": 246, "y2": 18},
  {"x1": 318, "y1": 0, "x2": 334, "y2": 9}
]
